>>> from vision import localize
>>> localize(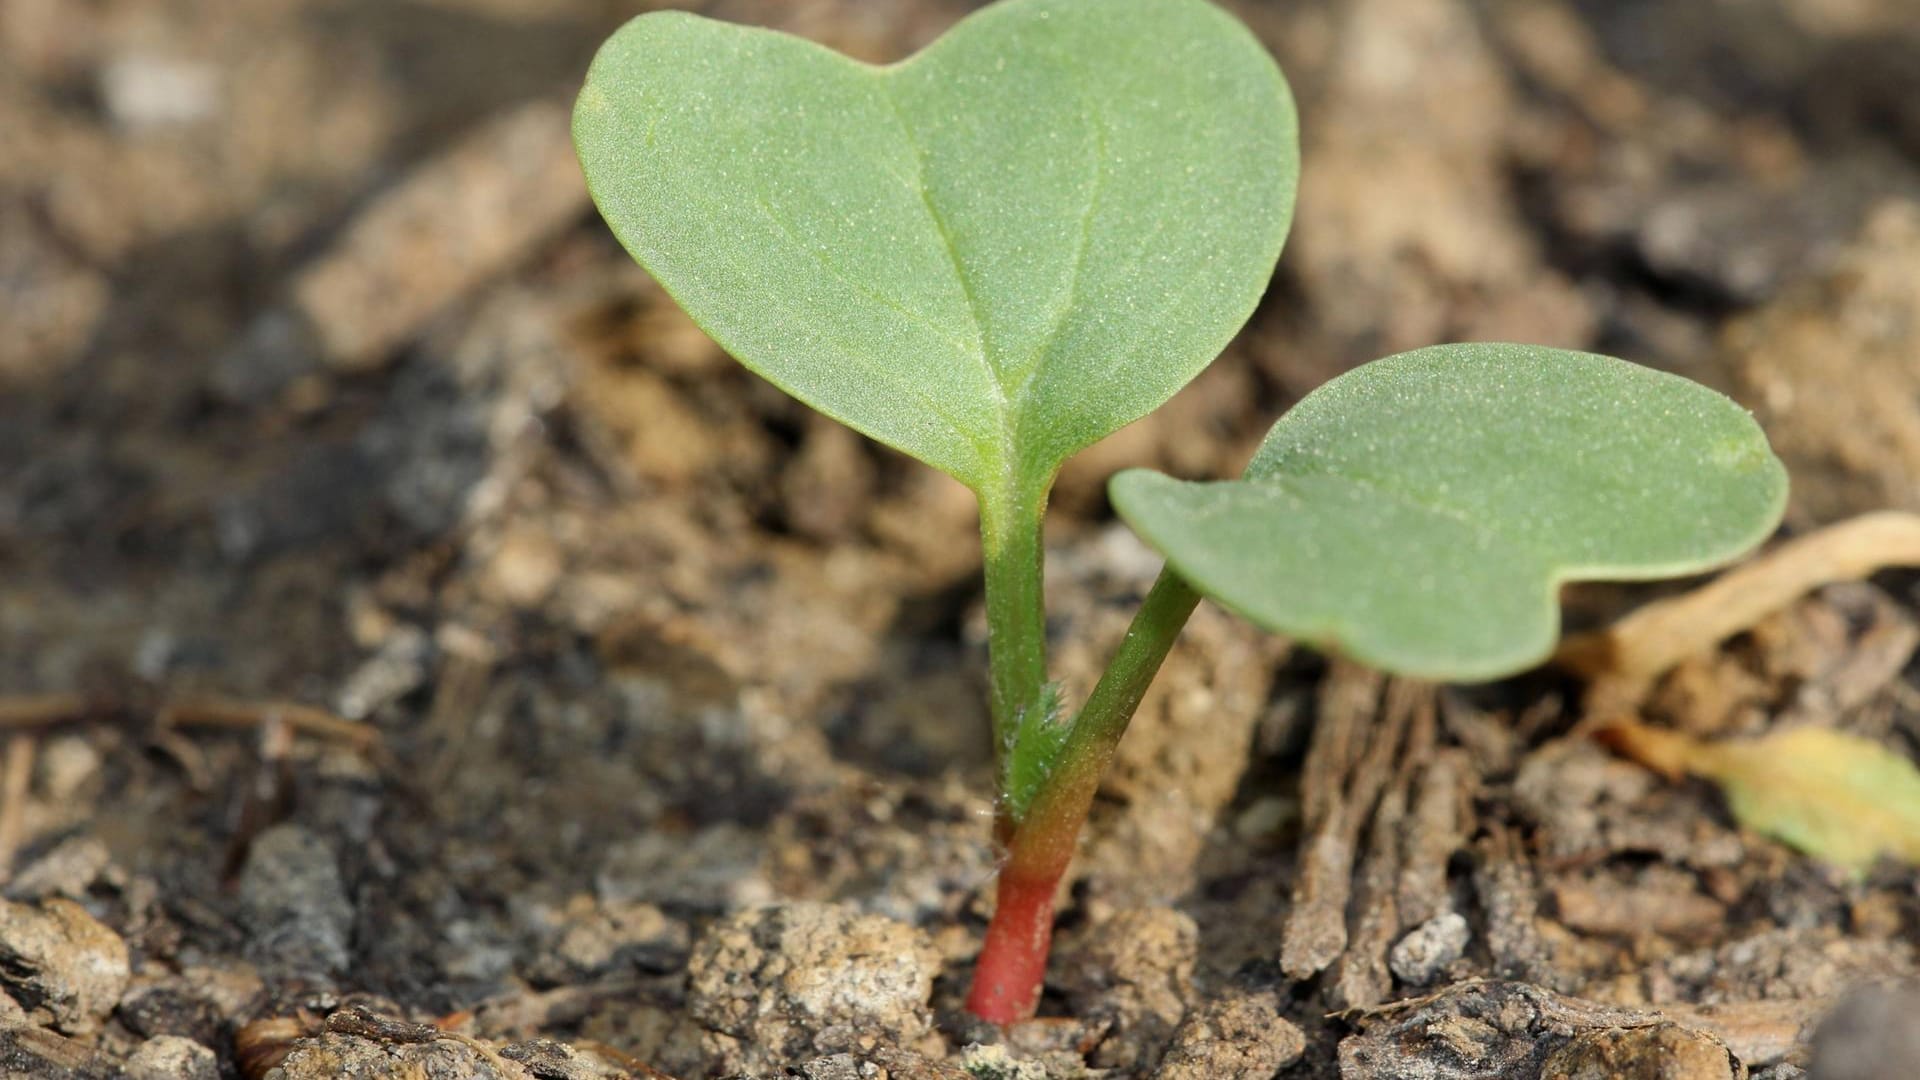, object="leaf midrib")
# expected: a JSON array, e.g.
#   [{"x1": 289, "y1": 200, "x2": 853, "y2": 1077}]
[
  {"x1": 879, "y1": 45, "x2": 1111, "y2": 488},
  {"x1": 875, "y1": 84, "x2": 1007, "y2": 438}
]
